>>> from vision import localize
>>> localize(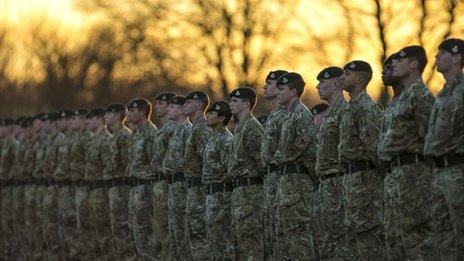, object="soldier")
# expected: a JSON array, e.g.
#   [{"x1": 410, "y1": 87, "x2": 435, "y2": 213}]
[
  {"x1": 150, "y1": 92, "x2": 177, "y2": 260},
  {"x1": 126, "y1": 98, "x2": 157, "y2": 260},
  {"x1": 183, "y1": 90, "x2": 213, "y2": 259},
  {"x1": 228, "y1": 87, "x2": 264, "y2": 260},
  {"x1": 315, "y1": 66, "x2": 350, "y2": 260},
  {"x1": 377, "y1": 46, "x2": 436, "y2": 260},
  {"x1": 105, "y1": 103, "x2": 136, "y2": 260},
  {"x1": 424, "y1": 38, "x2": 464, "y2": 260},
  {"x1": 259, "y1": 70, "x2": 287, "y2": 261},
  {"x1": 310, "y1": 103, "x2": 329, "y2": 131},
  {"x1": 380, "y1": 52, "x2": 405, "y2": 261},
  {"x1": 202, "y1": 100, "x2": 234, "y2": 260},
  {"x1": 163, "y1": 95, "x2": 192, "y2": 260},
  {"x1": 273, "y1": 73, "x2": 318, "y2": 259},
  {"x1": 339, "y1": 60, "x2": 384, "y2": 259}
]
